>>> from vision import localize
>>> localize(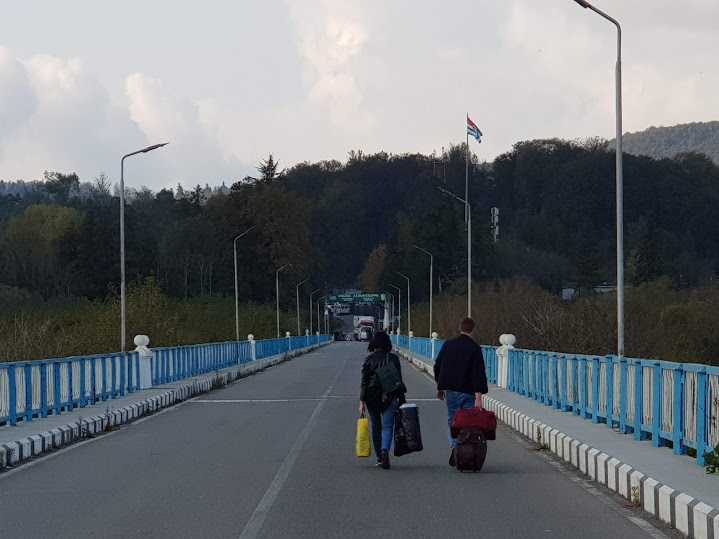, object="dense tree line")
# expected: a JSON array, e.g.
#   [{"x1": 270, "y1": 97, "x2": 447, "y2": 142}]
[
  {"x1": 616, "y1": 121, "x2": 719, "y2": 165},
  {"x1": 2, "y1": 140, "x2": 719, "y2": 312}
]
